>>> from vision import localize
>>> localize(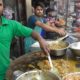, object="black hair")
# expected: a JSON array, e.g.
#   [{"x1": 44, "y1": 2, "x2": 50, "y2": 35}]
[
  {"x1": 2, "y1": 0, "x2": 5, "y2": 3},
  {"x1": 34, "y1": 2, "x2": 45, "y2": 9},
  {"x1": 46, "y1": 8, "x2": 55, "y2": 15},
  {"x1": 2, "y1": 0, "x2": 5, "y2": 7}
]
